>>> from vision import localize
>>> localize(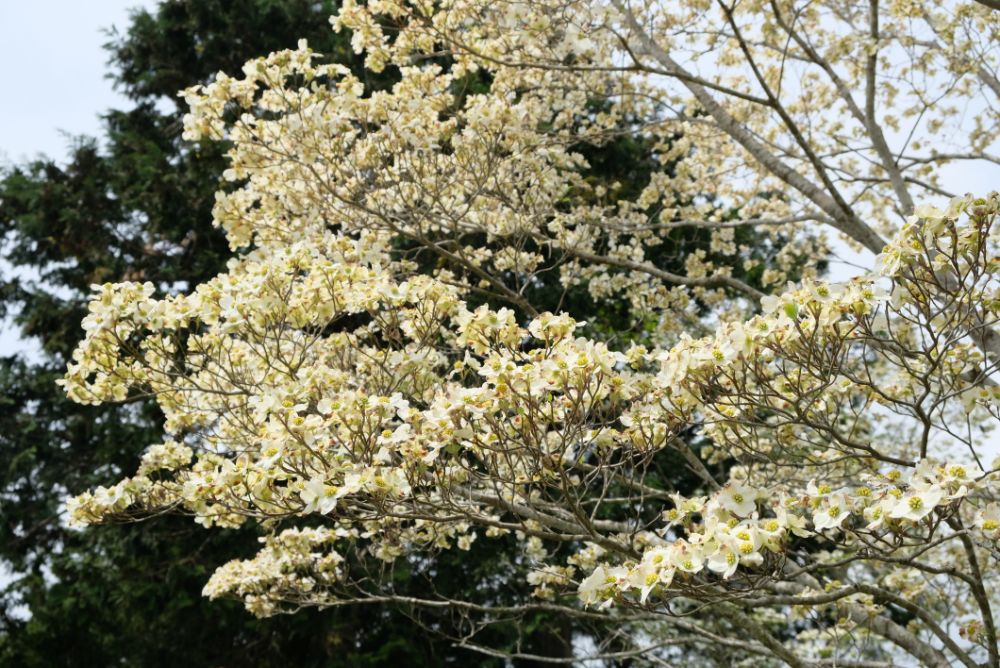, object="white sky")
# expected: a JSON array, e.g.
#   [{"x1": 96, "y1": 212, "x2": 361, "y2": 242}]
[
  {"x1": 0, "y1": 1, "x2": 154, "y2": 166},
  {"x1": 0, "y1": 1, "x2": 154, "y2": 357}
]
